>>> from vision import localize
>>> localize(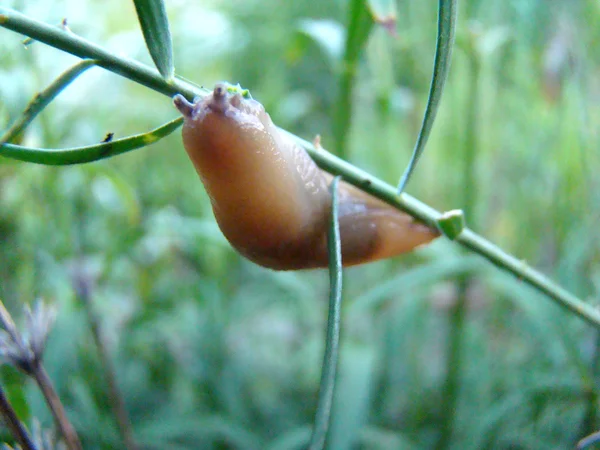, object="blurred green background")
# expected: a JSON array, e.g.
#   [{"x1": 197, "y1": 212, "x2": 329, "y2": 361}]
[{"x1": 1, "y1": 0, "x2": 600, "y2": 448}]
